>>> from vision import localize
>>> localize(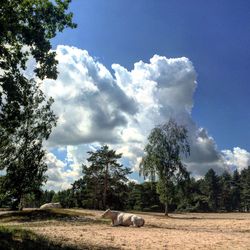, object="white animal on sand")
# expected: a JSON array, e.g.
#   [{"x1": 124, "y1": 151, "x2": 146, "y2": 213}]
[
  {"x1": 40, "y1": 202, "x2": 62, "y2": 209},
  {"x1": 101, "y1": 209, "x2": 145, "y2": 227}
]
